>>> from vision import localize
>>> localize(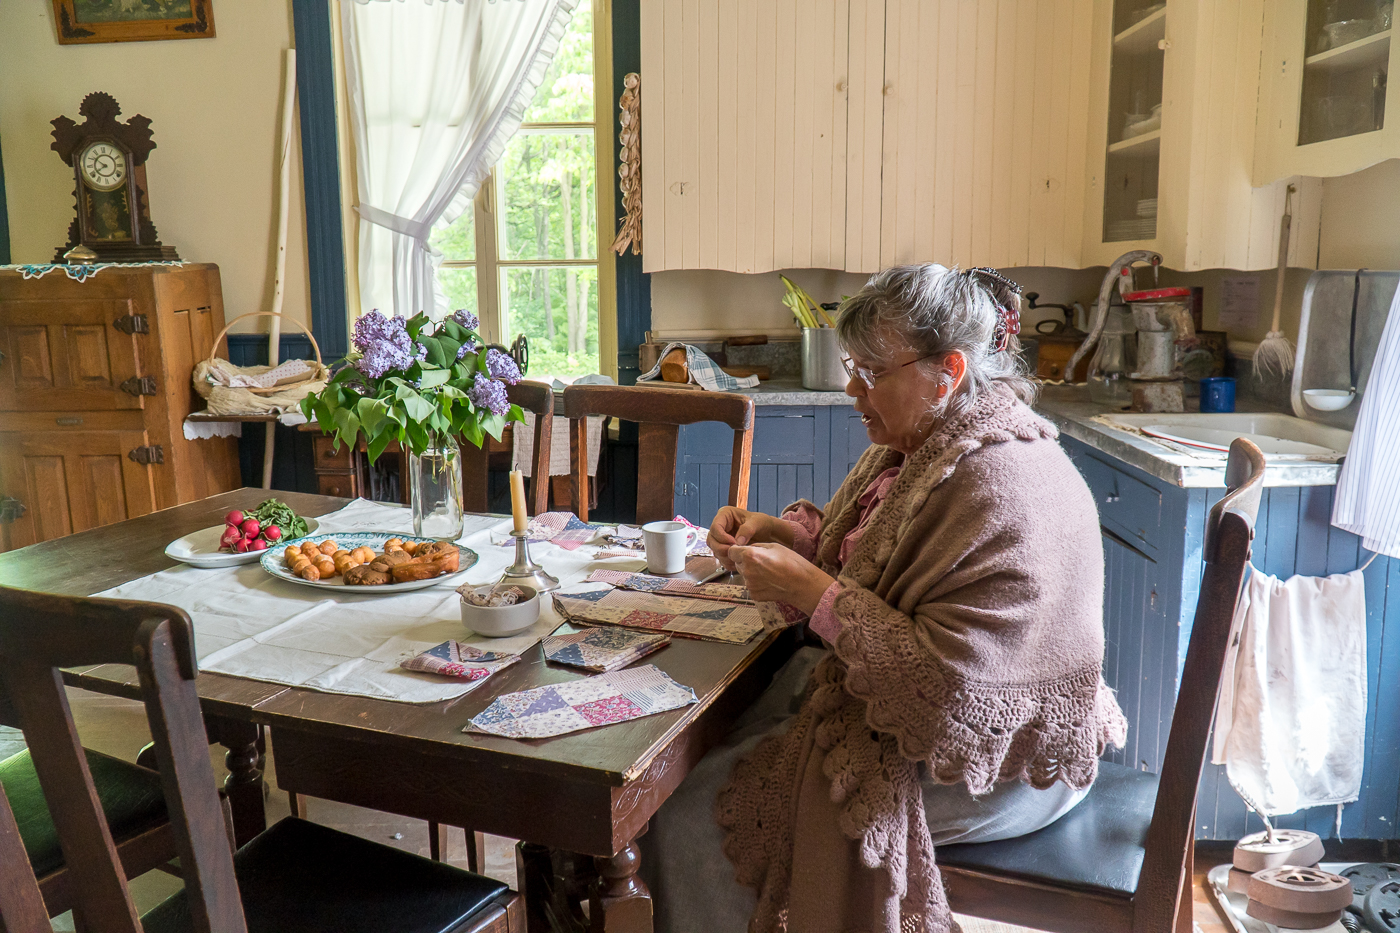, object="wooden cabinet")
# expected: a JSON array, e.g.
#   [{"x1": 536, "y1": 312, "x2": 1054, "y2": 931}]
[
  {"x1": 641, "y1": 0, "x2": 1337, "y2": 274},
  {"x1": 0, "y1": 264, "x2": 240, "y2": 551},
  {"x1": 1256, "y1": 0, "x2": 1399, "y2": 184}
]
